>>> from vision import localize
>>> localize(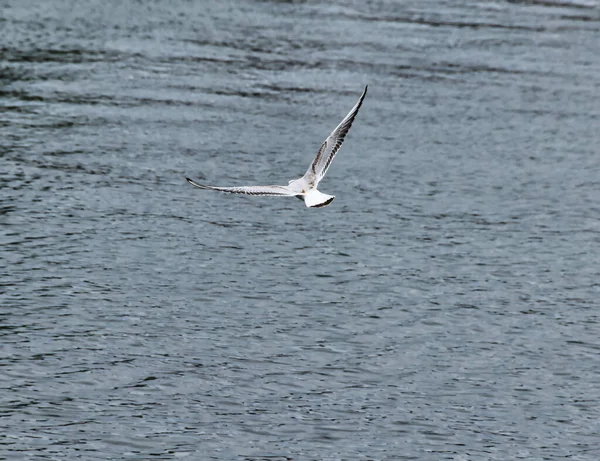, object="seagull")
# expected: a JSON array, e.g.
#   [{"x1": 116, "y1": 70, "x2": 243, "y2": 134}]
[{"x1": 185, "y1": 86, "x2": 368, "y2": 208}]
